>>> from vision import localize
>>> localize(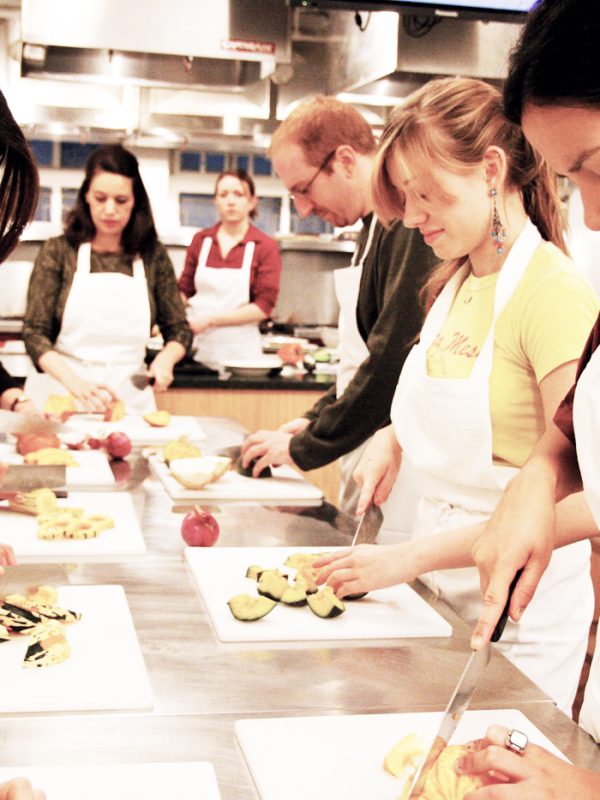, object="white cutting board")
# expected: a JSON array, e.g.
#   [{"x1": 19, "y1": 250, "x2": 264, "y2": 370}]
[
  {"x1": 0, "y1": 492, "x2": 146, "y2": 562},
  {"x1": 0, "y1": 762, "x2": 221, "y2": 800},
  {"x1": 185, "y1": 546, "x2": 451, "y2": 642},
  {"x1": 65, "y1": 413, "x2": 206, "y2": 446},
  {"x1": 0, "y1": 442, "x2": 115, "y2": 488},
  {"x1": 0, "y1": 584, "x2": 153, "y2": 713},
  {"x1": 236, "y1": 709, "x2": 567, "y2": 800},
  {"x1": 150, "y1": 457, "x2": 323, "y2": 505}
]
